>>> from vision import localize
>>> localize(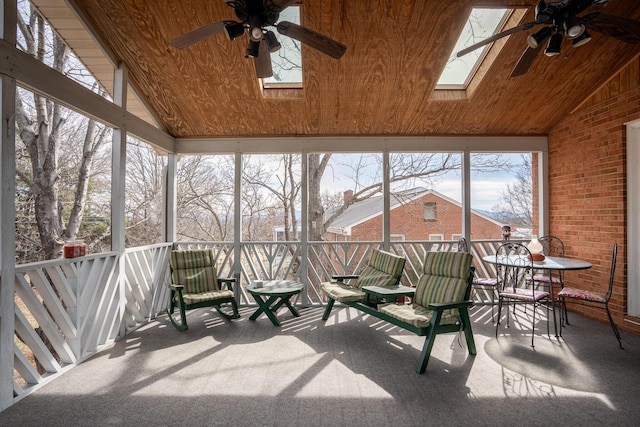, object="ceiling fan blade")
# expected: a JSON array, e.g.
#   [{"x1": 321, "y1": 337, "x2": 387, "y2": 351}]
[
  {"x1": 584, "y1": 12, "x2": 640, "y2": 44},
  {"x1": 265, "y1": 0, "x2": 298, "y2": 13},
  {"x1": 511, "y1": 44, "x2": 543, "y2": 77},
  {"x1": 456, "y1": 21, "x2": 539, "y2": 58},
  {"x1": 254, "y1": 39, "x2": 273, "y2": 78},
  {"x1": 276, "y1": 21, "x2": 346, "y2": 59},
  {"x1": 170, "y1": 21, "x2": 227, "y2": 49}
]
